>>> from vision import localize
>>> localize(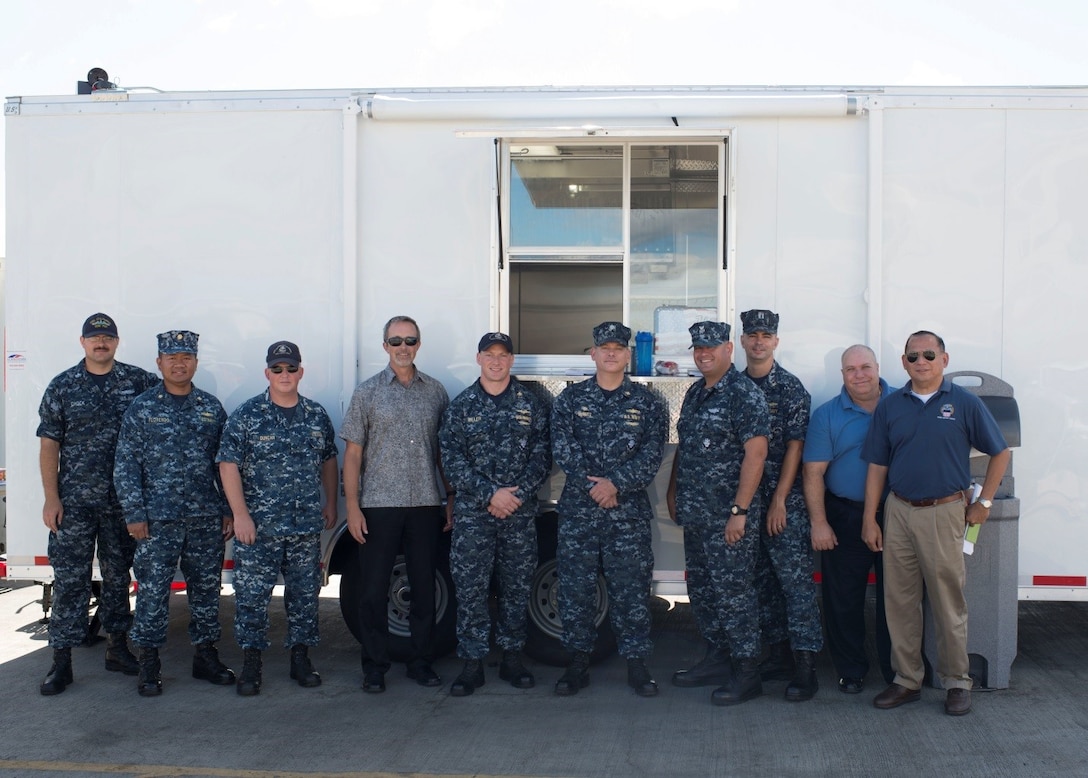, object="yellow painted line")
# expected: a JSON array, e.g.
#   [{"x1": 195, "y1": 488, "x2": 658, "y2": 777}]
[{"x1": 0, "y1": 762, "x2": 560, "y2": 778}]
